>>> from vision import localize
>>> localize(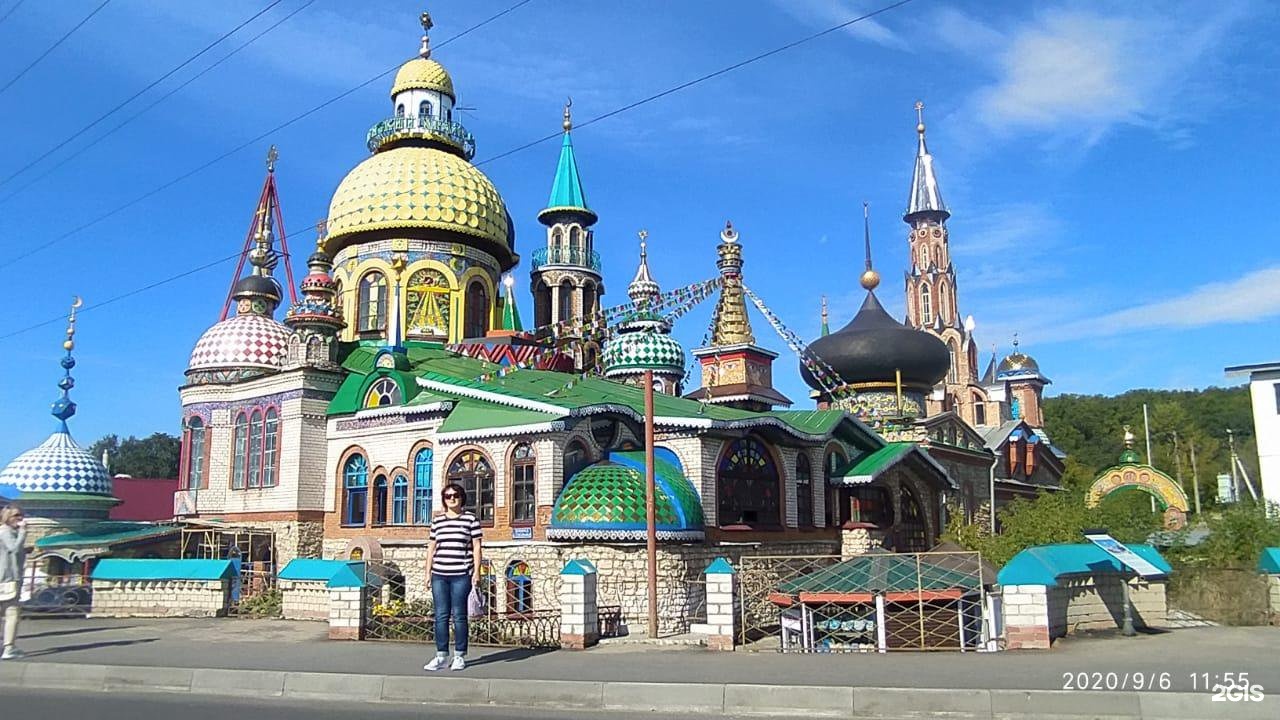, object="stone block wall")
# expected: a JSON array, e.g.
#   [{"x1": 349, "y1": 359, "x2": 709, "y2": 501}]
[
  {"x1": 1047, "y1": 574, "x2": 1167, "y2": 635},
  {"x1": 1269, "y1": 575, "x2": 1280, "y2": 625},
  {"x1": 1001, "y1": 584, "x2": 1051, "y2": 649},
  {"x1": 328, "y1": 586, "x2": 369, "y2": 640},
  {"x1": 90, "y1": 579, "x2": 229, "y2": 618},
  {"x1": 280, "y1": 579, "x2": 330, "y2": 621}
]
